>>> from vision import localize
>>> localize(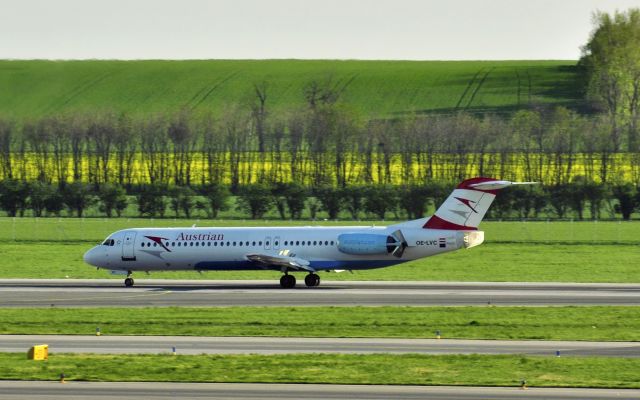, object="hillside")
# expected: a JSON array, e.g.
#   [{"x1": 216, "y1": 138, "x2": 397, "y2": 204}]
[{"x1": 0, "y1": 60, "x2": 582, "y2": 118}]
